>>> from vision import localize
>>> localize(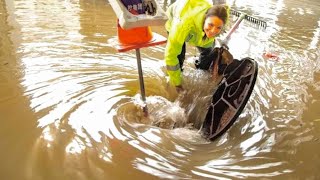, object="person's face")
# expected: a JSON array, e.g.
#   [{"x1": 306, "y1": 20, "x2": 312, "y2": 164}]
[{"x1": 203, "y1": 16, "x2": 224, "y2": 38}]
